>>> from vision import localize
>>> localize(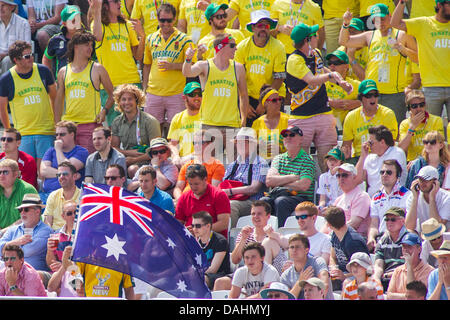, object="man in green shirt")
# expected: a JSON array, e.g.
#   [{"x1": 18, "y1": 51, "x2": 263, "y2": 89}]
[
  {"x1": 0, "y1": 159, "x2": 38, "y2": 233},
  {"x1": 261, "y1": 125, "x2": 316, "y2": 227}
]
